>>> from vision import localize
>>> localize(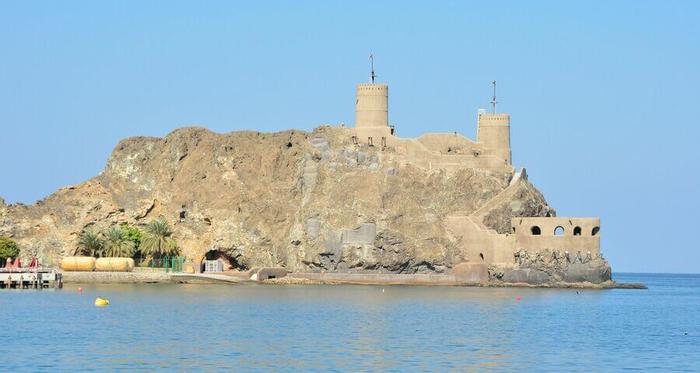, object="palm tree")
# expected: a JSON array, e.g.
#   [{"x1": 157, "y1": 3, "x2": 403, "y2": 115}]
[
  {"x1": 103, "y1": 226, "x2": 135, "y2": 258},
  {"x1": 78, "y1": 229, "x2": 104, "y2": 257},
  {"x1": 139, "y1": 219, "x2": 178, "y2": 258}
]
